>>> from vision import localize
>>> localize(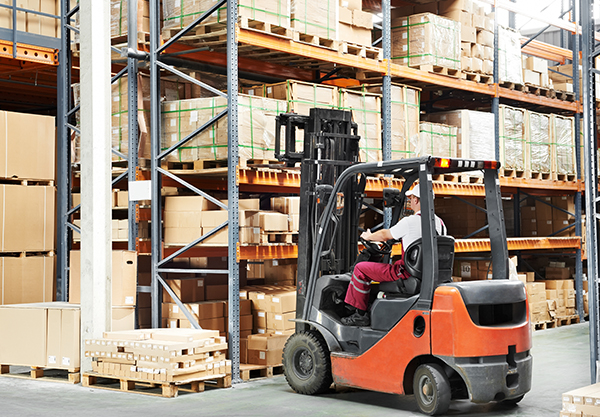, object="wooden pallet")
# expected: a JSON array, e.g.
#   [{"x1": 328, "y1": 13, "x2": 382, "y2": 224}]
[
  {"x1": 111, "y1": 158, "x2": 151, "y2": 170},
  {"x1": 499, "y1": 81, "x2": 526, "y2": 92},
  {"x1": 554, "y1": 89, "x2": 576, "y2": 101},
  {"x1": 259, "y1": 232, "x2": 298, "y2": 245},
  {"x1": 461, "y1": 71, "x2": 493, "y2": 84},
  {"x1": 338, "y1": 42, "x2": 383, "y2": 60},
  {"x1": 0, "y1": 177, "x2": 54, "y2": 186},
  {"x1": 240, "y1": 363, "x2": 284, "y2": 381},
  {"x1": 528, "y1": 170, "x2": 552, "y2": 181},
  {"x1": 292, "y1": 31, "x2": 338, "y2": 50},
  {"x1": 110, "y1": 31, "x2": 150, "y2": 46},
  {"x1": 432, "y1": 173, "x2": 459, "y2": 183},
  {"x1": 82, "y1": 372, "x2": 231, "y2": 398},
  {"x1": 555, "y1": 315, "x2": 580, "y2": 327},
  {"x1": 532, "y1": 320, "x2": 557, "y2": 331},
  {"x1": 239, "y1": 16, "x2": 294, "y2": 39},
  {"x1": 413, "y1": 64, "x2": 460, "y2": 78},
  {"x1": 554, "y1": 172, "x2": 577, "y2": 182},
  {"x1": 0, "y1": 250, "x2": 55, "y2": 258},
  {"x1": 0, "y1": 365, "x2": 80, "y2": 384},
  {"x1": 499, "y1": 168, "x2": 527, "y2": 179}
]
